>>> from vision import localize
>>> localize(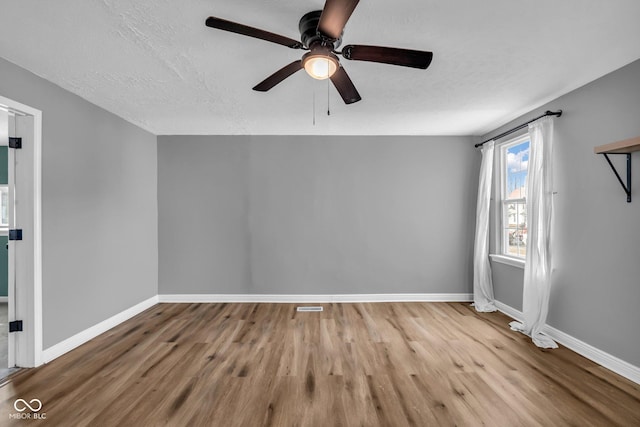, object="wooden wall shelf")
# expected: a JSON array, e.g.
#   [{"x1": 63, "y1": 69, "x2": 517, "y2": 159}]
[
  {"x1": 594, "y1": 136, "x2": 640, "y2": 154},
  {"x1": 594, "y1": 136, "x2": 639, "y2": 203}
]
